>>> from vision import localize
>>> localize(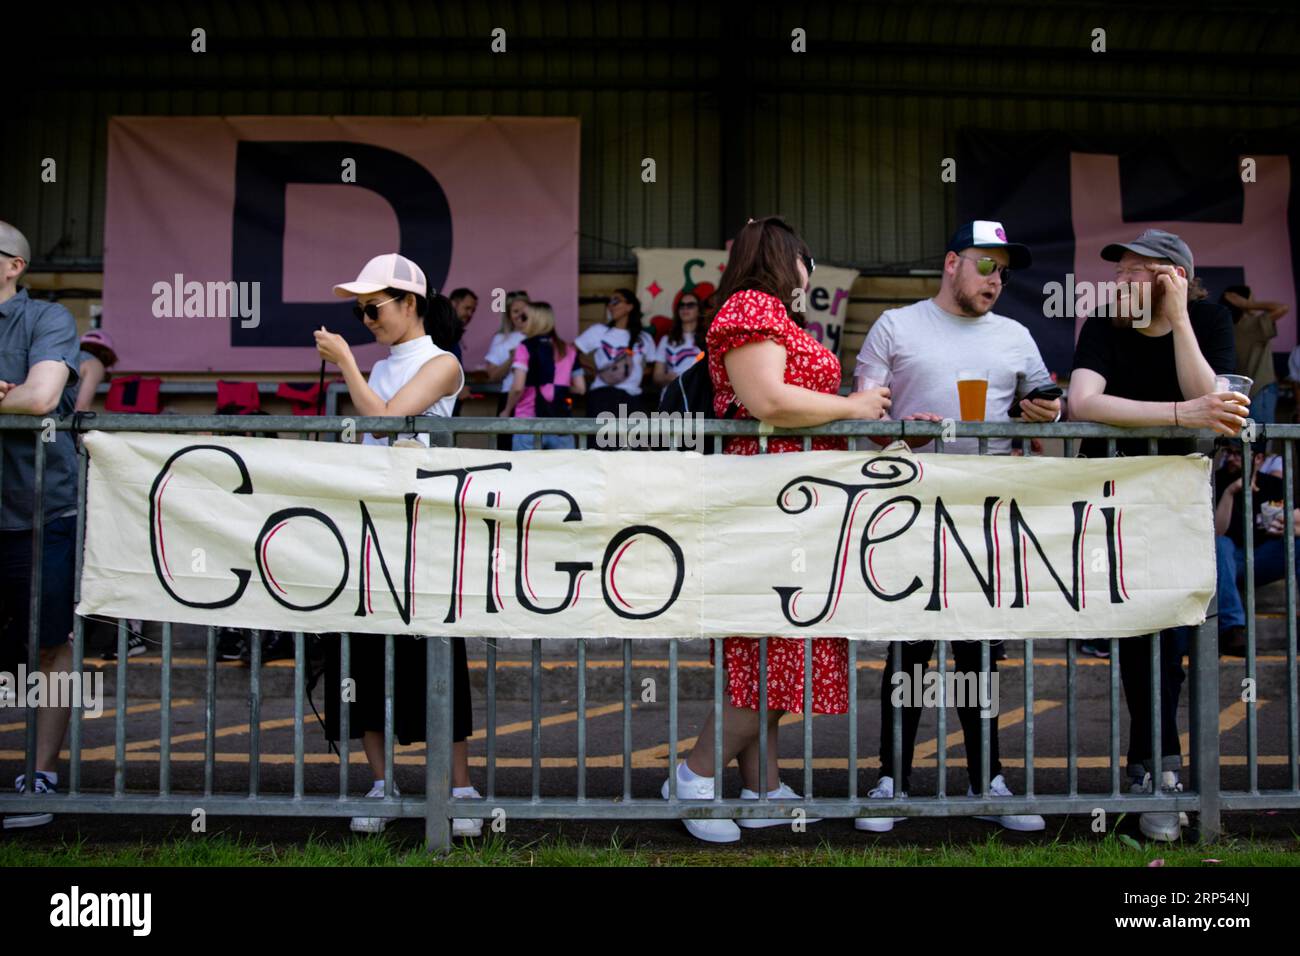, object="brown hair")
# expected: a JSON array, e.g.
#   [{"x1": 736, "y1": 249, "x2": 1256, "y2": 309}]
[{"x1": 711, "y1": 216, "x2": 810, "y2": 325}]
